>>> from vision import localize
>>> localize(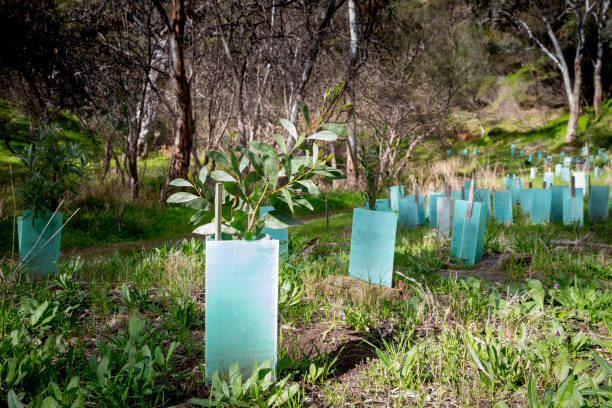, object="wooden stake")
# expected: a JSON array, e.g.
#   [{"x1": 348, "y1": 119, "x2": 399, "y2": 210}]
[
  {"x1": 571, "y1": 176, "x2": 575, "y2": 198},
  {"x1": 466, "y1": 178, "x2": 475, "y2": 218},
  {"x1": 215, "y1": 182, "x2": 222, "y2": 241},
  {"x1": 528, "y1": 182, "x2": 532, "y2": 189},
  {"x1": 543, "y1": 181, "x2": 547, "y2": 189},
  {"x1": 445, "y1": 182, "x2": 450, "y2": 199},
  {"x1": 461, "y1": 186, "x2": 465, "y2": 200},
  {"x1": 415, "y1": 184, "x2": 419, "y2": 204}
]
